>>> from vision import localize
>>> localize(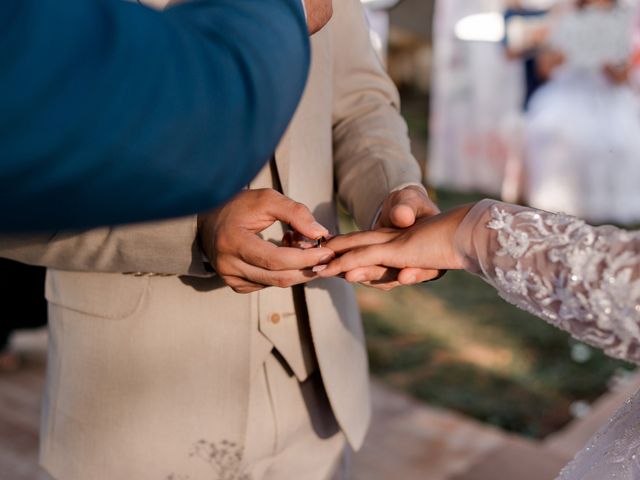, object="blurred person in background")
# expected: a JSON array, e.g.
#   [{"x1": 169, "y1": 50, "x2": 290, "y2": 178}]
[
  {"x1": 0, "y1": 1, "x2": 438, "y2": 478},
  {"x1": 0, "y1": 0, "x2": 327, "y2": 232},
  {"x1": 0, "y1": 259, "x2": 47, "y2": 372},
  {"x1": 499, "y1": 0, "x2": 556, "y2": 202},
  {"x1": 524, "y1": 0, "x2": 640, "y2": 224},
  {"x1": 503, "y1": 0, "x2": 556, "y2": 109}
]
